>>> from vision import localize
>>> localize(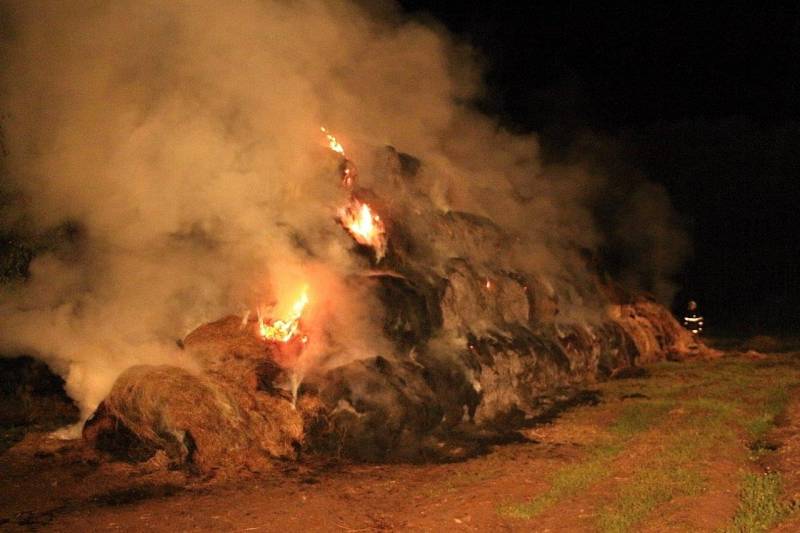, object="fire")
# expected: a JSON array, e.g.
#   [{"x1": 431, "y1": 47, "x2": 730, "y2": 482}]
[
  {"x1": 321, "y1": 127, "x2": 356, "y2": 187},
  {"x1": 320, "y1": 126, "x2": 345, "y2": 156},
  {"x1": 341, "y1": 160, "x2": 356, "y2": 188},
  {"x1": 319, "y1": 126, "x2": 388, "y2": 258},
  {"x1": 259, "y1": 285, "x2": 310, "y2": 343},
  {"x1": 338, "y1": 198, "x2": 388, "y2": 260}
]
